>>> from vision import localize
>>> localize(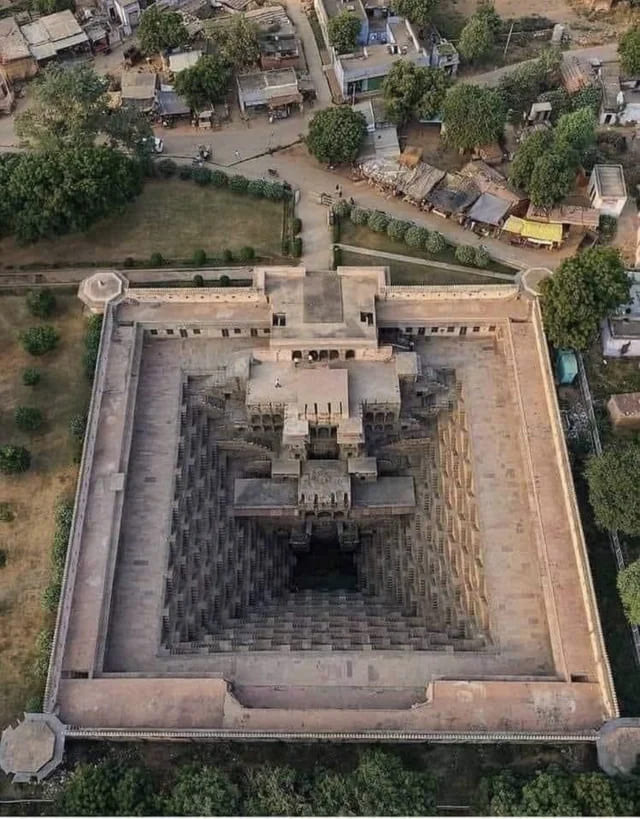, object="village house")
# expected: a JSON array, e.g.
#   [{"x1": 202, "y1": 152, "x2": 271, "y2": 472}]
[
  {"x1": 588, "y1": 164, "x2": 627, "y2": 218},
  {"x1": 20, "y1": 10, "x2": 90, "y2": 64},
  {"x1": 236, "y1": 67, "x2": 303, "y2": 117},
  {"x1": 0, "y1": 17, "x2": 37, "y2": 81}
]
